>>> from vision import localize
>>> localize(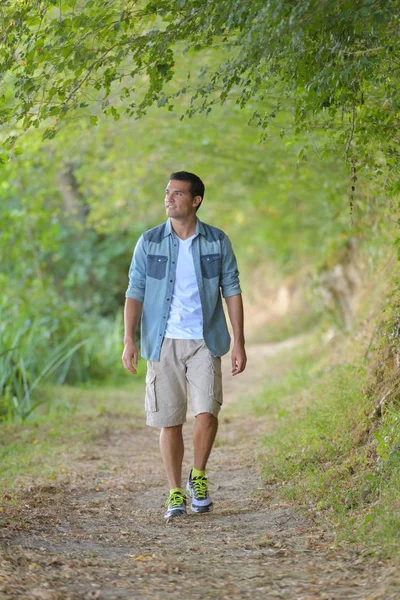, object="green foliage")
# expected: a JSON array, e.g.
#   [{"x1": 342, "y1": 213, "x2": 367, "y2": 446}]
[
  {"x1": 0, "y1": 0, "x2": 398, "y2": 189},
  {"x1": 0, "y1": 311, "x2": 87, "y2": 421},
  {"x1": 0, "y1": 303, "x2": 132, "y2": 422},
  {"x1": 0, "y1": 135, "x2": 136, "y2": 420}
]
